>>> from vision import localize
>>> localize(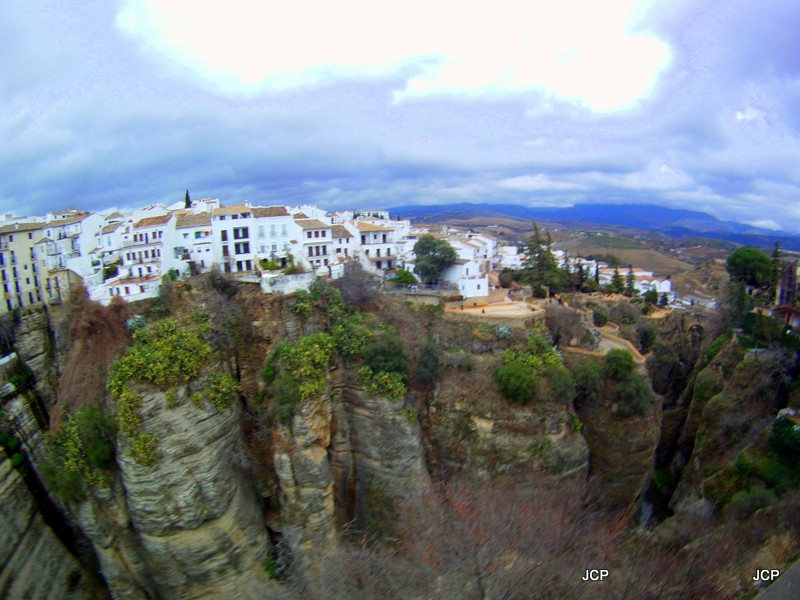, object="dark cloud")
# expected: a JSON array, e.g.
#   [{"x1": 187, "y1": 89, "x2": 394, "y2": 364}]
[{"x1": 0, "y1": 1, "x2": 799, "y2": 231}]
